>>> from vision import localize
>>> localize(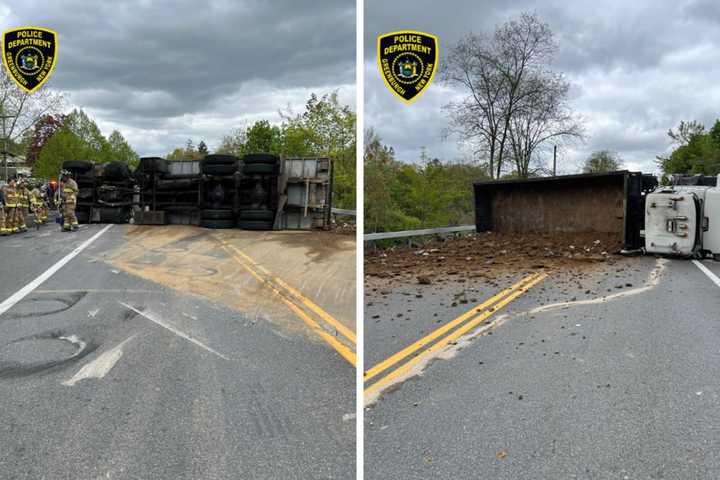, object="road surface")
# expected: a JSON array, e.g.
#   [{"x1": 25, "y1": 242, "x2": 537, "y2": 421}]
[
  {"x1": 0, "y1": 222, "x2": 355, "y2": 480},
  {"x1": 365, "y1": 255, "x2": 720, "y2": 479}
]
